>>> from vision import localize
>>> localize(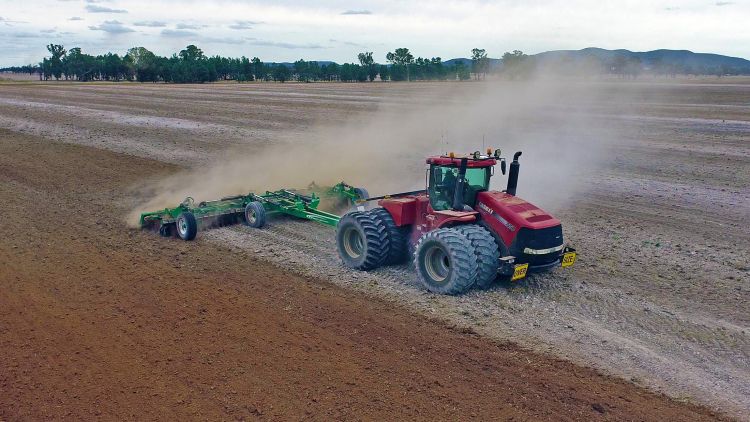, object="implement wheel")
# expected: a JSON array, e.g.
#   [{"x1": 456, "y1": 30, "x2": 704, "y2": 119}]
[
  {"x1": 159, "y1": 223, "x2": 174, "y2": 238},
  {"x1": 370, "y1": 208, "x2": 408, "y2": 265},
  {"x1": 353, "y1": 187, "x2": 369, "y2": 201},
  {"x1": 455, "y1": 224, "x2": 500, "y2": 289},
  {"x1": 244, "y1": 201, "x2": 266, "y2": 228},
  {"x1": 414, "y1": 228, "x2": 478, "y2": 295},
  {"x1": 336, "y1": 211, "x2": 388, "y2": 270},
  {"x1": 176, "y1": 212, "x2": 198, "y2": 241}
]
